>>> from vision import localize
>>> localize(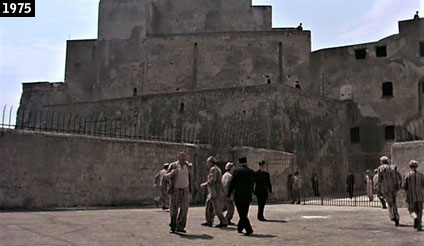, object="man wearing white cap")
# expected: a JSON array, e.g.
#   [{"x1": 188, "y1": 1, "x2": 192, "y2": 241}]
[
  {"x1": 402, "y1": 160, "x2": 424, "y2": 231},
  {"x1": 377, "y1": 156, "x2": 402, "y2": 226}
]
